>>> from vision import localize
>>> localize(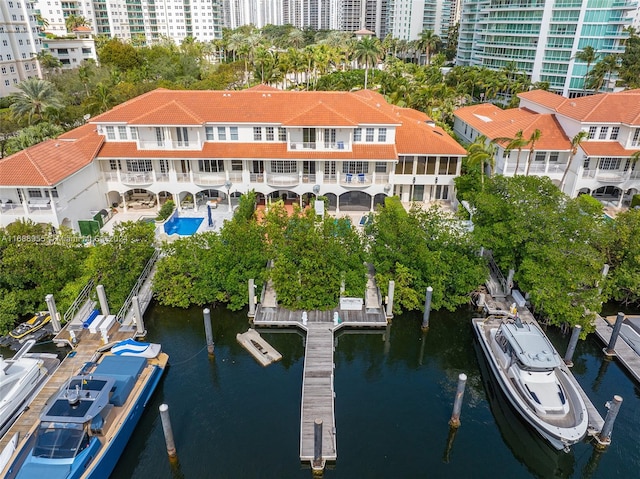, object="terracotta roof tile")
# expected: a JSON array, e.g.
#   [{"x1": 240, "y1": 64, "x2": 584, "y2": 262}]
[
  {"x1": 519, "y1": 89, "x2": 640, "y2": 124},
  {"x1": 97, "y1": 142, "x2": 398, "y2": 160},
  {"x1": 283, "y1": 102, "x2": 357, "y2": 127},
  {"x1": 581, "y1": 142, "x2": 640, "y2": 157},
  {"x1": 0, "y1": 129, "x2": 103, "y2": 186},
  {"x1": 454, "y1": 104, "x2": 571, "y2": 151},
  {"x1": 130, "y1": 100, "x2": 204, "y2": 125}
]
